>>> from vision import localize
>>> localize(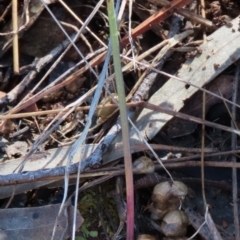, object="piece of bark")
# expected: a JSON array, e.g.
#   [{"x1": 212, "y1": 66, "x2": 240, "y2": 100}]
[
  {"x1": 185, "y1": 207, "x2": 233, "y2": 240},
  {"x1": 165, "y1": 75, "x2": 233, "y2": 138},
  {"x1": 127, "y1": 16, "x2": 240, "y2": 142}
]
